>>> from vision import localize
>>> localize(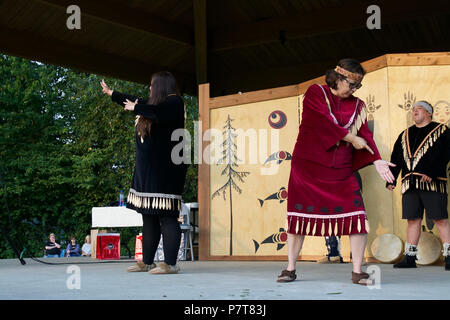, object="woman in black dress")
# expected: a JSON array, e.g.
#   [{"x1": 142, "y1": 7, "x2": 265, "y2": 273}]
[{"x1": 101, "y1": 72, "x2": 187, "y2": 274}]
